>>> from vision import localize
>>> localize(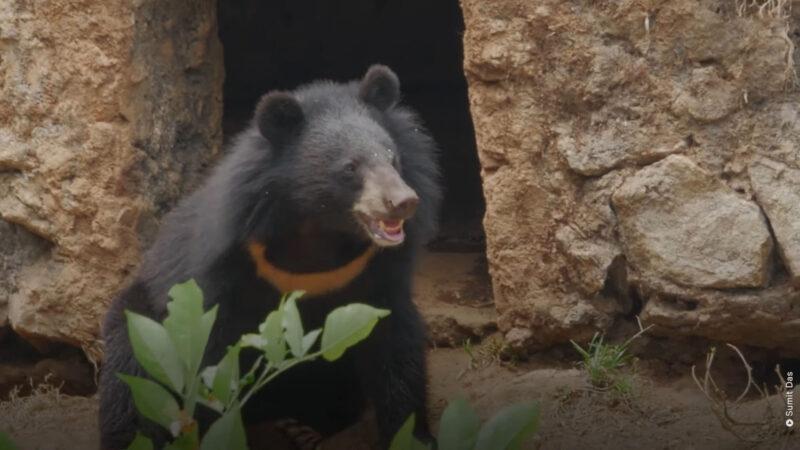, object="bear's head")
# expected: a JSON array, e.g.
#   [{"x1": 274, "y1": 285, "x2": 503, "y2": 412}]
[{"x1": 250, "y1": 65, "x2": 429, "y2": 248}]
